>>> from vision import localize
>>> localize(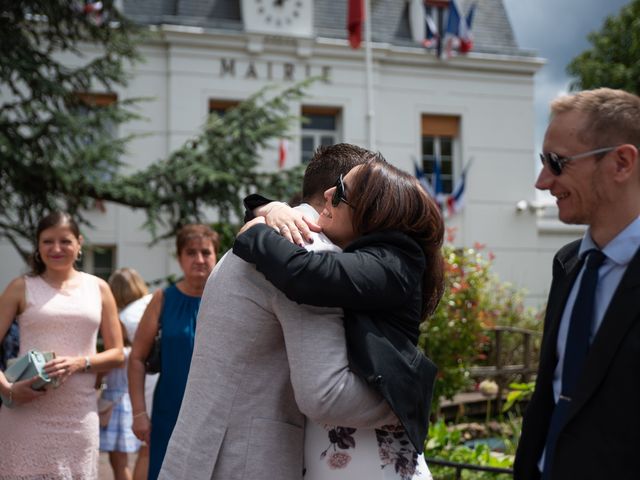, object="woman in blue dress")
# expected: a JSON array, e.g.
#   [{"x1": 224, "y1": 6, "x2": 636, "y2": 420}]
[{"x1": 129, "y1": 224, "x2": 219, "y2": 479}]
